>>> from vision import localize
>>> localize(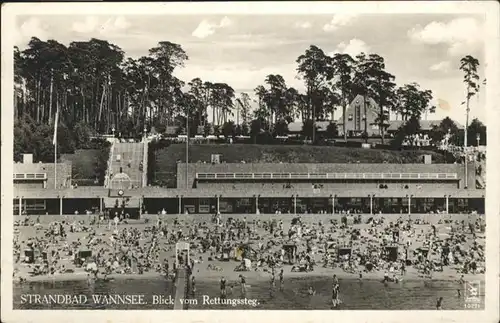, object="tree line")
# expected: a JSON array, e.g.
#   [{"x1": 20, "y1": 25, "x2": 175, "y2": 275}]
[{"x1": 13, "y1": 37, "x2": 484, "y2": 161}]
